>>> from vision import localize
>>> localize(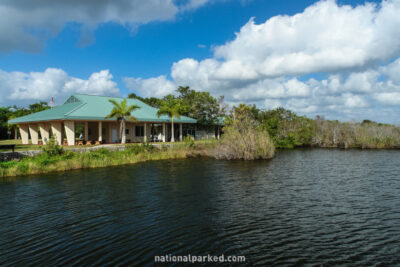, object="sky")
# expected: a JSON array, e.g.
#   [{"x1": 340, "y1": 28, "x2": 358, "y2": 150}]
[{"x1": 1, "y1": 0, "x2": 400, "y2": 124}]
